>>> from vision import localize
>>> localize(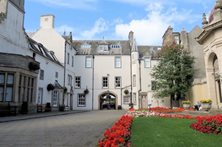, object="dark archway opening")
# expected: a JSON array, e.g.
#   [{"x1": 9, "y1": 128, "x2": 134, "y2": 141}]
[{"x1": 100, "y1": 92, "x2": 116, "y2": 110}]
